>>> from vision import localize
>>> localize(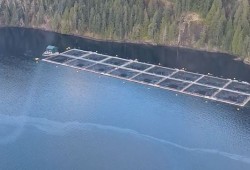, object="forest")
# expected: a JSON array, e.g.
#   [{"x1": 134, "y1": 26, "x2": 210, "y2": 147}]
[{"x1": 0, "y1": 0, "x2": 249, "y2": 60}]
